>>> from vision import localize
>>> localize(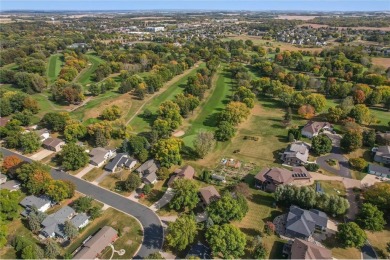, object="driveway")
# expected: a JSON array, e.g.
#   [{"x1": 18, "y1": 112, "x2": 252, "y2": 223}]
[
  {"x1": 316, "y1": 152, "x2": 352, "y2": 178},
  {"x1": 93, "y1": 170, "x2": 111, "y2": 184},
  {"x1": 362, "y1": 242, "x2": 378, "y2": 259},
  {"x1": 29, "y1": 149, "x2": 54, "y2": 161},
  {"x1": 150, "y1": 188, "x2": 175, "y2": 212},
  {"x1": 0, "y1": 148, "x2": 164, "y2": 258},
  {"x1": 75, "y1": 164, "x2": 95, "y2": 178}
]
